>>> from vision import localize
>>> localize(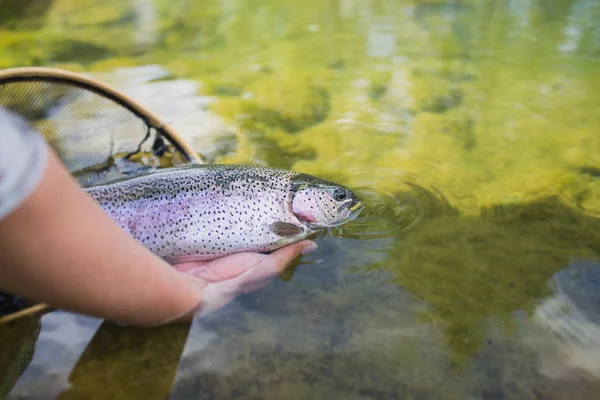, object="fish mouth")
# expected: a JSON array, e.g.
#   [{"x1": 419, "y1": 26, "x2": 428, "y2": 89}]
[
  {"x1": 349, "y1": 200, "x2": 364, "y2": 213},
  {"x1": 328, "y1": 199, "x2": 364, "y2": 227},
  {"x1": 344, "y1": 197, "x2": 365, "y2": 218},
  {"x1": 302, "y1": 204, "x2": 362, "y2": 230}
]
